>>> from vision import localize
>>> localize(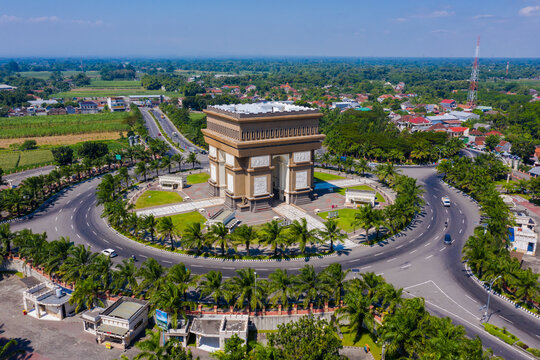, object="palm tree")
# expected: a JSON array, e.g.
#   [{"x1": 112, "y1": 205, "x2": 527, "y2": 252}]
[
  {"x1": 198, "y1": 270, "x2": 224, "y2": 305},
  {"x1": 338, "y1": 287, "x2": 375, "y2": 342},
  {"x1": 514, "y1": 269, "x2": 540, "y2": 308},
  {"x1": 289, "y1": 218, "x2": 320, "y2": 254},
  {"x1": 171, "y1": 153, "x2": 185, "y2": 172},
  {"x1": 187, "y1": 152, "x2": 200, "y2": 169},
  {"x1": 157, "y1": 216, "x2": 177, "y2": 250},
  {"x1": 161, "y1": 156, "x2": 172, "y2": 174},
  {"x1": 58, "y1": 245, "x2": 97, "y2": 285},
  {"x1": 167, "y1": 263, "x2": 198, "y2": 300},
  {"x1": 229, "y1": 268, "x2": 265, "y2": 311},
  {"x1": 208, "y1": 222, "x2": 230, "y2": 256},
  {"x1": 359, "y1": 272, "x2": 385, "y2": 299},
  {"x1": 0, "y1": 223, "x2": 15, "y2": 255},
  {"x1": 375, "y1": 163, "x2": 398, "y2": 186},
  {"x1": 267, "y1": 269, "x2": 294, "y2": 307},
  {"x1": 260, "y1": 220, "x2": 288, "y2": 256},
  {"x1": 293, "y1": 265, "x2": 324, "y2": 308},
  {"x1": 232, "y1": 225, "x2": 258, "y2": 256},
  {"x1": 150, "y1": 282, "x2": 193, "y2": 329},
  {"x1": 117, "y1": 166, "x2": 130, "y2": 189},
  {"x1": 150, "y1": 160, "x2": 161, "y2": 178},
  {"x1": 318, "y1": 218, "x2": 346, "y2": 252},
  {"x1": 320, "y1": 263, "x2": 349, "y2": 305},
  {"x1": 137, "y1": 257, "x2": 166, "y2": 296},
  {"x1": 43, "y1": 236, "x2": 73, "y2": 277},
  {"x1": 91, "y1": 254, "x2": 113, "y2": 292},
  {"x1": 354, "y1": 205, "x2": 376, "y2": 244},
  {"x1": 143, "y1": 214, "x2": 157, "y2": 242},
  {"x1": 113, "y1": 258, "x2": 138, "y2": 295},
  {"x1": 135, "y1": 330, "x2": 167, "y2": 360},
  {"x1": 183, "y1": 222, "x2": 207, "y2": 255},
  {"x1": 0, "y1": 338, "x2": 25, "y2": 360},
  {"x1": 354, "y1": 158, "x2": 370, "y2": 176},
  {"x1": 69, "y1": 278, "x2": 104, "y2": 312},
  {"x1": 135, "y1": 161, "x2": 149, "y2": 182}
]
